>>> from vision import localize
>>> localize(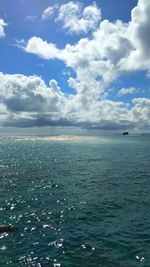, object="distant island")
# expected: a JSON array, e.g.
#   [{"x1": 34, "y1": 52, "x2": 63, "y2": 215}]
[{"x1": 122, "y1": 132, "x2": 129, "y2": 135}]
